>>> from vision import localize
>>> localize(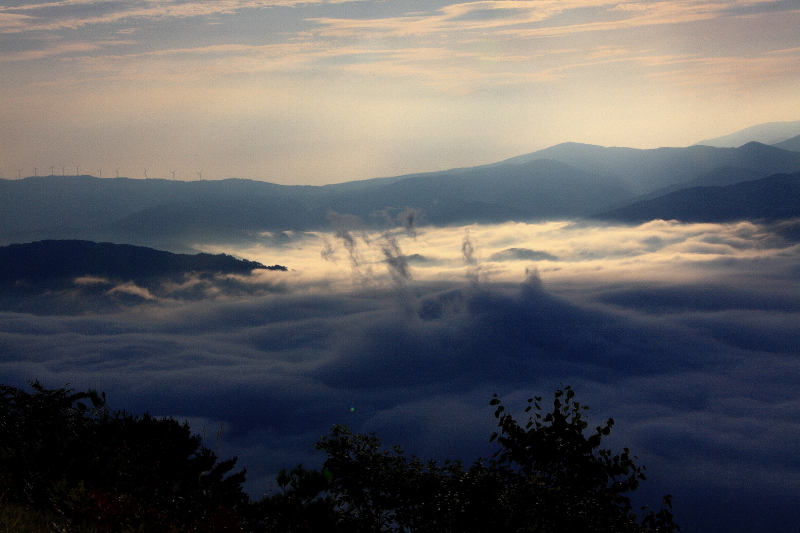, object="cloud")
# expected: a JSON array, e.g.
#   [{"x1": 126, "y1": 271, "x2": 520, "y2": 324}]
[
  {"x1": 307, "y1": 0, "x2": 578, "y2": 38},
  {"x1": 4, "y1": 0, "x2": 790, "y2": 37},
  {"x1": 380, "y1": 232, "x2": 411, "y2": 286},
  {"x1": 306, "y1": 0, "x2": 792, "y2": 39},
  {"x1": 397, "y1": 207, "x2": 418, "y2": 239},
  {"x1": 460, "y1": 228, "x2": 481, "y2": 287},
  {"x1": 5, "y1": 0, "x2": 797, "y2": 101},
  {"x1": 2, "y1": 220, "x2": 800, "y2": 532},
  {"x1": 643, "y1": 51, "x2": 800, "y2": 88},
  {"x1": 0, "y1": 12, "x2": 37, "y2": 32},
  {"x1": 0, "y1": 0, "x2": 371, "y2": 33}
]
